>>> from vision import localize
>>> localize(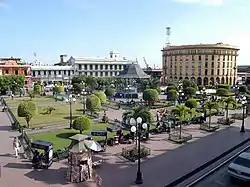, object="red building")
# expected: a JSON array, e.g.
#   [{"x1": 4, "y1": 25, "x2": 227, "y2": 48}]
[{"x1": 0, "y1": 57, "x2": 31, "y2": 87}]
